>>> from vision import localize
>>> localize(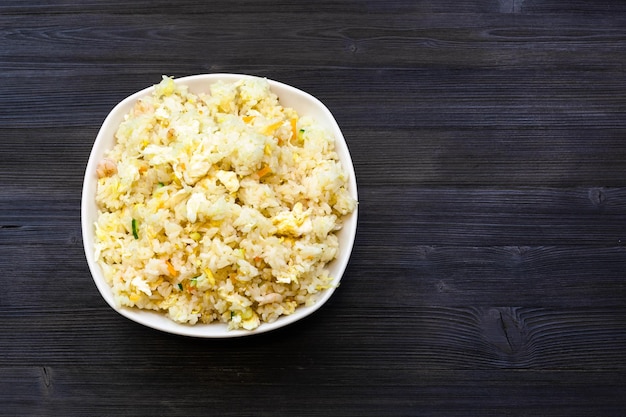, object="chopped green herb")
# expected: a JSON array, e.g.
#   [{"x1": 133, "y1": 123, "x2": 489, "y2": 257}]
[
  {"x1": 131, "y1": 218, "x2": 139, "y2": 239},
  {"x1": 157, "y1": 182, "x2": 164, "y2": 187},
  {"x1": 177, "y1": 283, "x2": 183, "y2": 290},
  {"x1": 299, "y1": 129, "x2": 305, "y2": 133}
]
